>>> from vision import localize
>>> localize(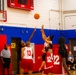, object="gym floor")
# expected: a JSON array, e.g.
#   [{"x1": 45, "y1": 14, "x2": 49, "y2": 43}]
[{"x1": 16, "y1": 70, "x2": 76, "y2": 75}]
